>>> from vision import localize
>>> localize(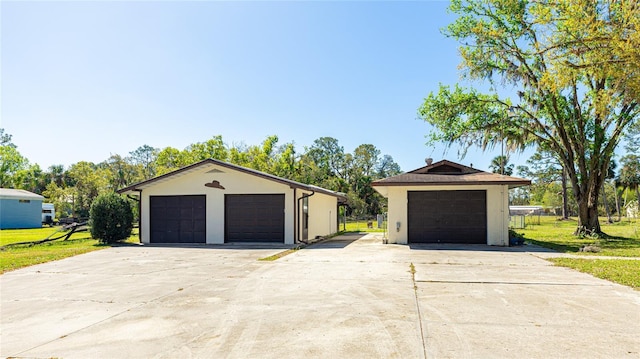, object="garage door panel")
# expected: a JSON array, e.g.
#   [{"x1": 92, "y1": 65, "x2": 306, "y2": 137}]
[
  {"x1": 152, "y1": 219, "x2": 165, "y2": 231},
  {"x1": 166, "y1": 230, "x2": 180, "y2": 242},
  {"x1": 150, "y1": 195, "x2": 206, "y2": 244},
  {"x1": 180, "y1": 219, "x2": 194, "y2": 229},
  {"x1": 150, "y1": 207, "x2": 164, "y2": 220},
  {"x1": 153, "y1": 229, "x2": 179, "y2": 243},
  {"x1": 194, "y1": 219, "x2": 206, "y2": 232},
  {"x1": 164, "y1": 196, "x2": 179, "y2": 207},
  {"x1": 151, "y1": 231, "x2": 164, "y2": 242},
  {"x1": 180, "y1": 232, "x2": 194, "y2": 243},
  {"x1": 194, "y1": 208, "x2": 206, "y2": 220},
  {"x1": 165, "y1": 219, "x2": 179, "y2": 231},
  {"x1": 225, "y1": 194, "x2": 284, "y2": 243},
  {"x1": 408, "y1": 190, "x2": 487, "y2": 244},
  {"x1": 465, "y1": 217, "x2": 486, "y2": 226},
  {"x1": 179, "y1": 209, "x2": 192, "y2": 219}
]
